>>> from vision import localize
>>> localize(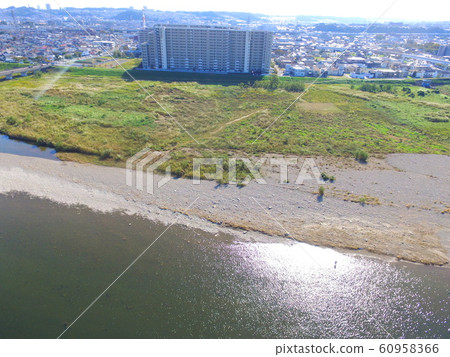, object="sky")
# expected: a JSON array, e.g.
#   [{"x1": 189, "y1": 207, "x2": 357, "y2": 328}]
[{"x1": 2, "y1": 0, "x2": 449, "y2": 22}]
